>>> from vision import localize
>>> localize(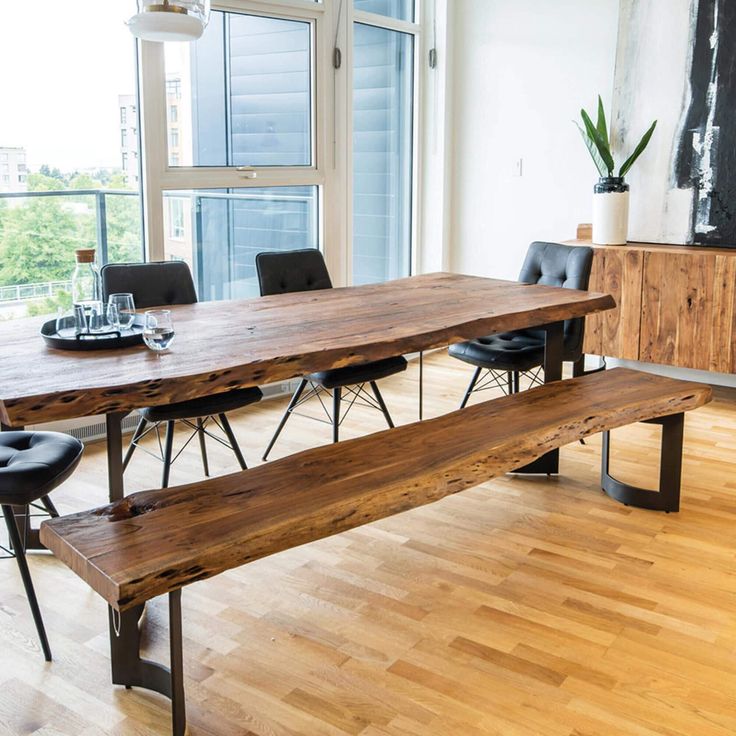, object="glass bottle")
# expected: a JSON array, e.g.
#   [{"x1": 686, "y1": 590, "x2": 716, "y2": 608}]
[{"x1": 71, "y1": 248, "x2": 102, "y2": 311}]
